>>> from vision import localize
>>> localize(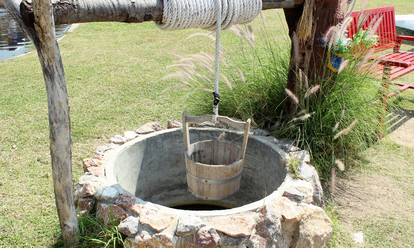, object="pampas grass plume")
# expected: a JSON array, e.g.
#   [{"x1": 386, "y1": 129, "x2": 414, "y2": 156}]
[
  {"x1": 334, "y1": 119, "x2": 359, "y2": 139},
  {"x1": 285, "y1": 88, "x2": 299, "y2": 105},
  {"x1": 335, "y1": 159, "x2": 345, "y2": 171}
]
